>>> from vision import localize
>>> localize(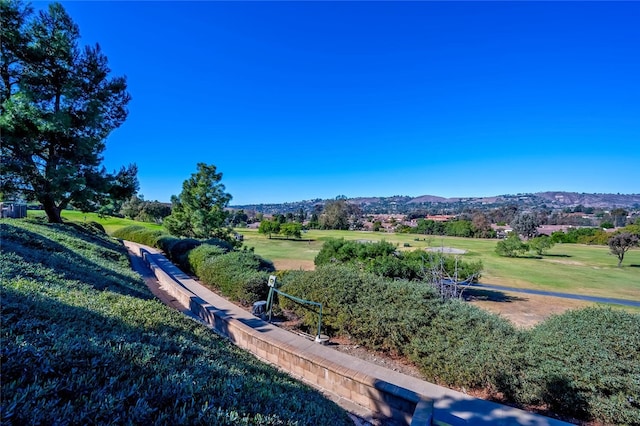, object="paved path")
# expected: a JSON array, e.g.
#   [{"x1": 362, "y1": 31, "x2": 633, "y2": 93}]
[{"x1": 472, "y1": 283, "x2": 640, "y2": 307}]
